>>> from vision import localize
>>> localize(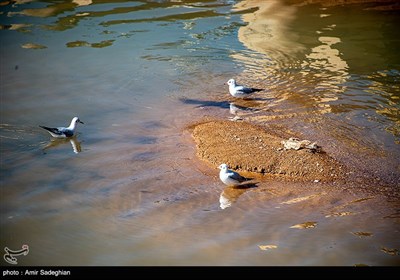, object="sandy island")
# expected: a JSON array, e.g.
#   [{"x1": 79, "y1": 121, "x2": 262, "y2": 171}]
[{"x1": 190, "y1": 120, "x2": 347, "y2": 182}]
